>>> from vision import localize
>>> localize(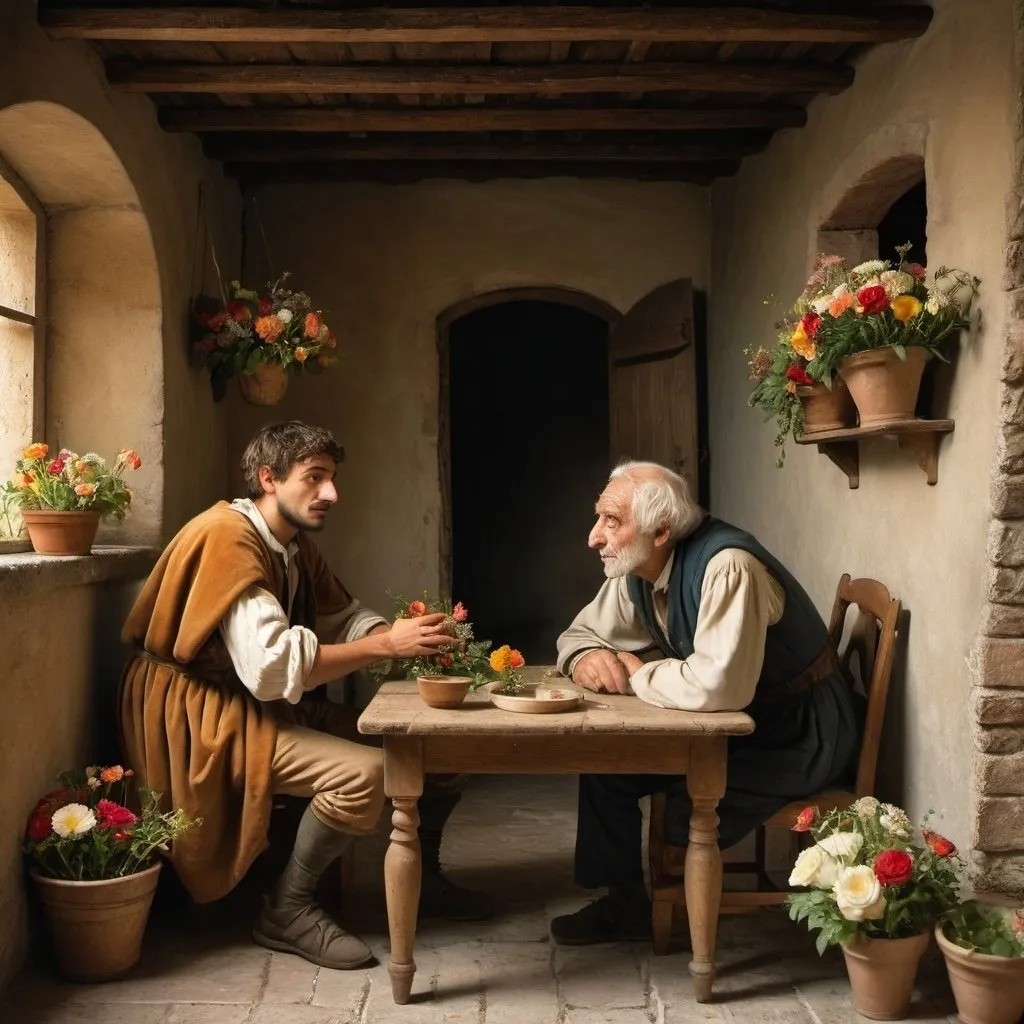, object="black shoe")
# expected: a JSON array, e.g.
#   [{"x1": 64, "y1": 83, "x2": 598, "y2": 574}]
[
  {"x1": 550, "y1": 892, "x2": 652, "y2": 946},
  {"x1": 418, "y1": 871, "x2": 497, "y2": 922}
]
